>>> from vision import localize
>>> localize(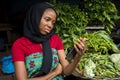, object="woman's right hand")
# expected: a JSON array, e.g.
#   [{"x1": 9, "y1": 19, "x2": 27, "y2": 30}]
[
  {"x1": 54, "y1": 63, "x2": 63, "y2": 75},
  {"x1": 47, "y1": 63, "x2": 63, "y2": 80}
]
